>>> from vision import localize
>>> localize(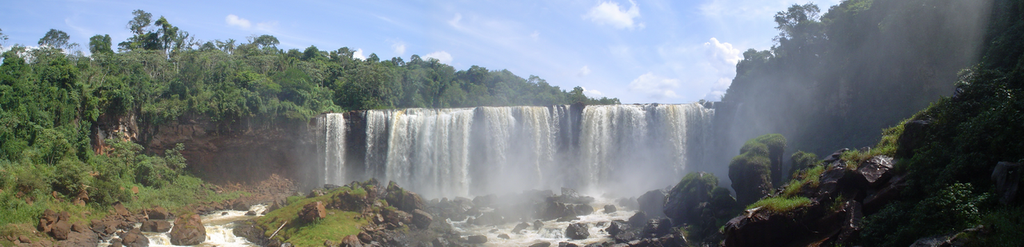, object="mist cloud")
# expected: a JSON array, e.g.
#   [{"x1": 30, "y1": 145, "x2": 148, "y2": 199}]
[
  {"x1": 226, "y1": 14, "x2": 251, "y2": 29},
  {"x1": 425, "y1": 51, "x2": 453, "y2": 64}
]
